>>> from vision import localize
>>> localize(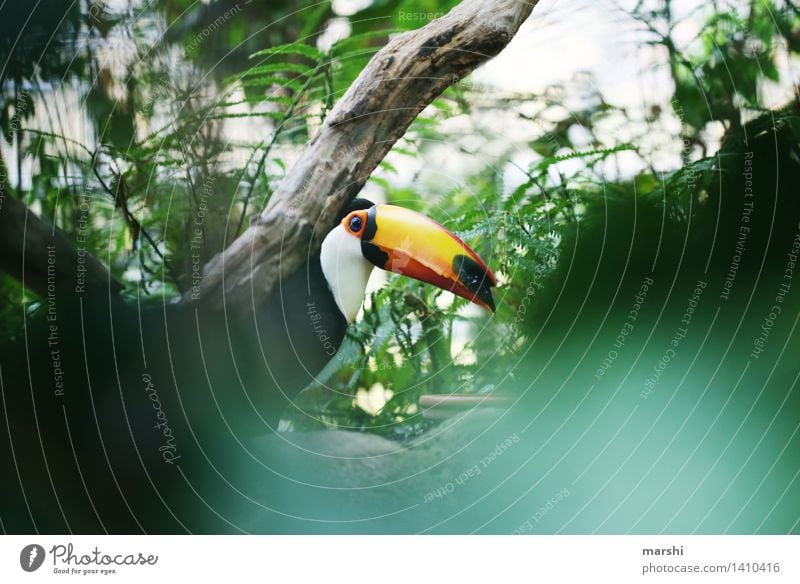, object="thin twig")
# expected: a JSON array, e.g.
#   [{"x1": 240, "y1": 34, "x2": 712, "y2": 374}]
[{"x1": 235, "y1": 62, "x2": 327, "y2": 238}]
